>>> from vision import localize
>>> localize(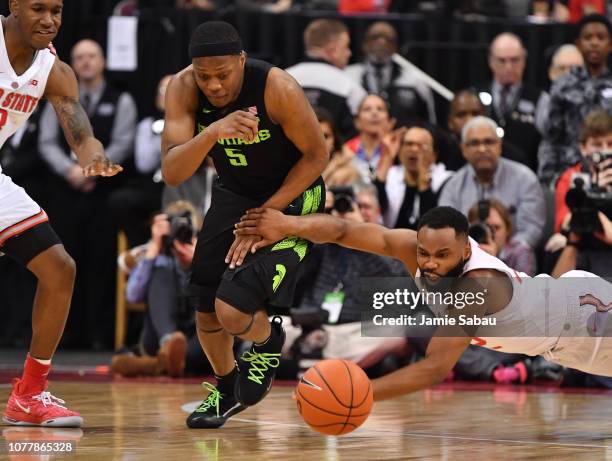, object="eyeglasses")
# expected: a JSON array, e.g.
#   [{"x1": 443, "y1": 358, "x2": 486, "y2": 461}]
[{"x1": 464, "y1": 138, "x2": 499, "y2": 149}]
